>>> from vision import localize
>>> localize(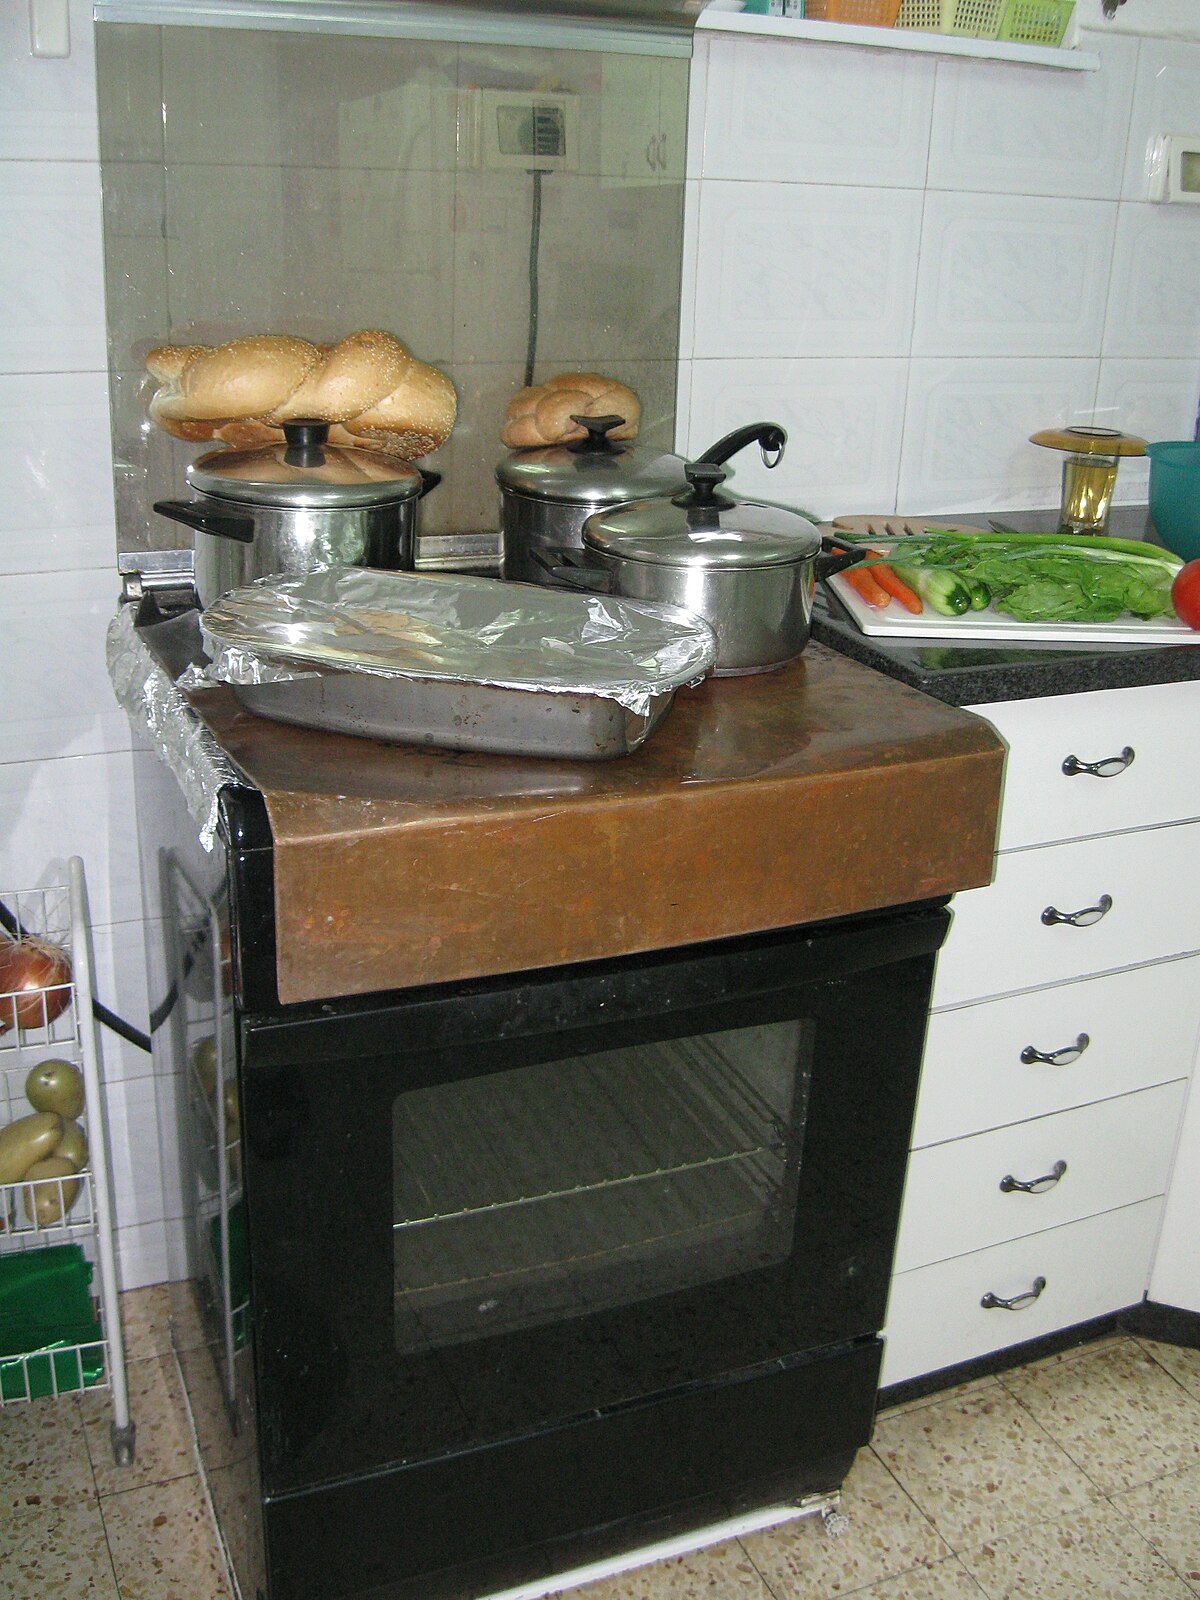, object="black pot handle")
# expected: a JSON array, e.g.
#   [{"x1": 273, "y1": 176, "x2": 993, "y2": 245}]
[
  {"x1": 530, "y1": 545, "x2": 614, "y2": 592},
  {"x1": 815, "y1": 535, "x2": 866, "y2": 583},
  {"x1": 153, "y1": 499, "x2": 256, "y2": 545},
  {"x1": 695, "y1": 421, "x2": 787, "y2": 470},
  {"x1": 567, "y1": 414, "x2": 627, "y2": 454},
  {"x1": 418, "y1": 469, "x2": 442, "y2": 498}
]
